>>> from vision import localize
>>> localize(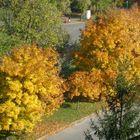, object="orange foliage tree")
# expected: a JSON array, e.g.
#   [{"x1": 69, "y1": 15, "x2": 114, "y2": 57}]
[
  {"x1": 67, "y1": 7, "x2": 140, "y2": 101},
  {"x1": 0, "y1": 44, "x2": 65, "y2": 134}
]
